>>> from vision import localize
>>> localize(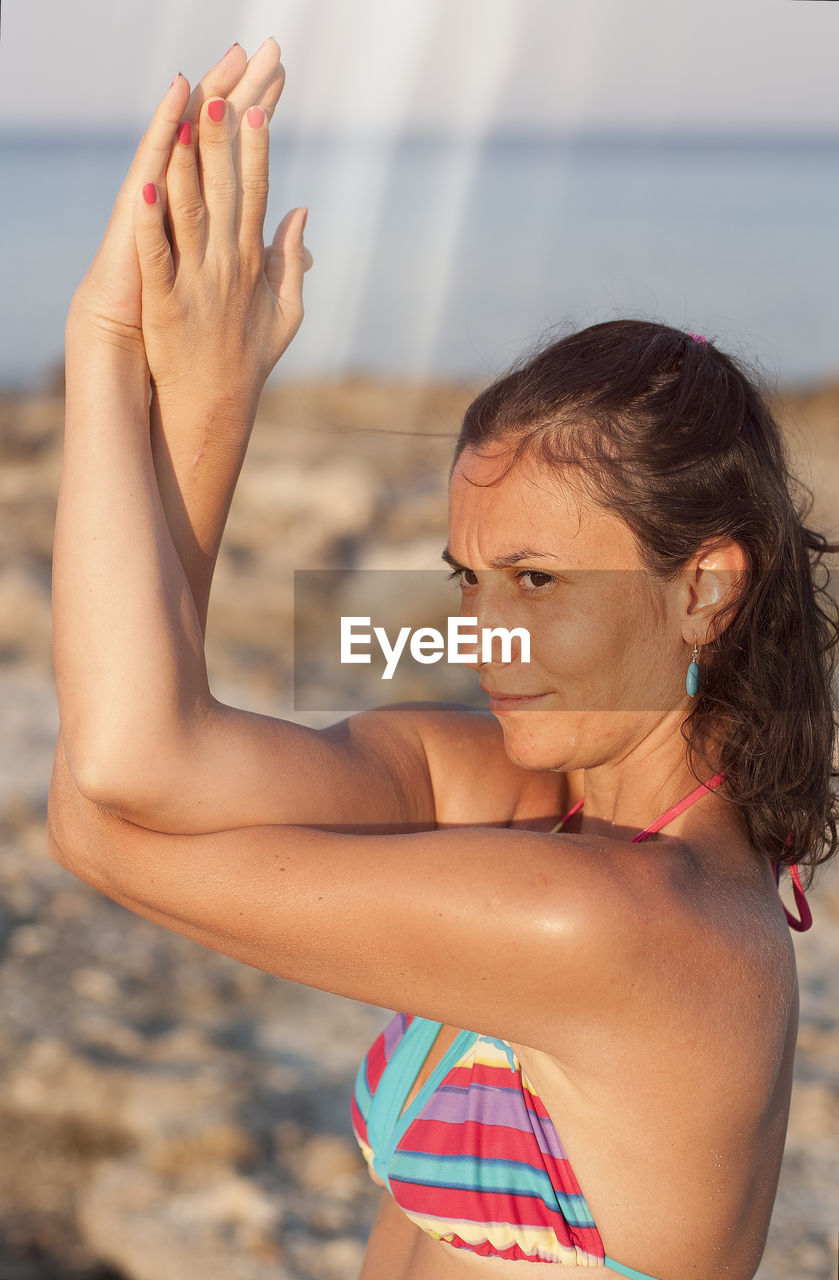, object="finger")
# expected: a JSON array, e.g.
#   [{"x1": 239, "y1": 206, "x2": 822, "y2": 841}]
[
  {"x1": 198, "y1": 97, "x2": 236, "y2": 245},
  {"x1": 224, "y1": 38, "x2": 283, "y2": 132},
  {"x1": 263, "y1": 231, "x2": 313, "y2": 277},
  {"x1": 184, "y1": 43, "x2": 248, "y2": 124},
  {"x1": 251, "y1": 67, "x2": 286, "y2": 123},
  {"x1": 232, "y1": 66, "x2": 284, "y2": 241},
  {"x1": 112, "y1": 76, "x2": 190, "y2": 221},
  {"x1": 265, "y1": 208, "x2": 309, "y2": 316},
  {"x1": 238, "y1": 106, "x2": 269, "y2": 250},
  {"x1": 135, "y1": 183, "x2": 175, "y2": 298},
  {"x1": 165, "y1": 119, "x2": 206, "y2": 265},
  {"x1": 261, "y1": 245, "x2": 313, "y2": 276}
]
